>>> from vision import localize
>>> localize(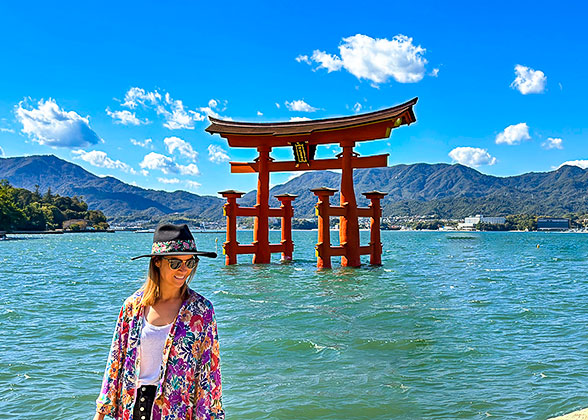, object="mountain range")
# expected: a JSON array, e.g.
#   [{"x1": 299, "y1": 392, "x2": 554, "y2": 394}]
[
  {"x1": 1, "y1": 155, "x2": 587, "y2": 224},
  {"x1": 0, "y1": 155, "x2": 224, "y2": 225}
]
